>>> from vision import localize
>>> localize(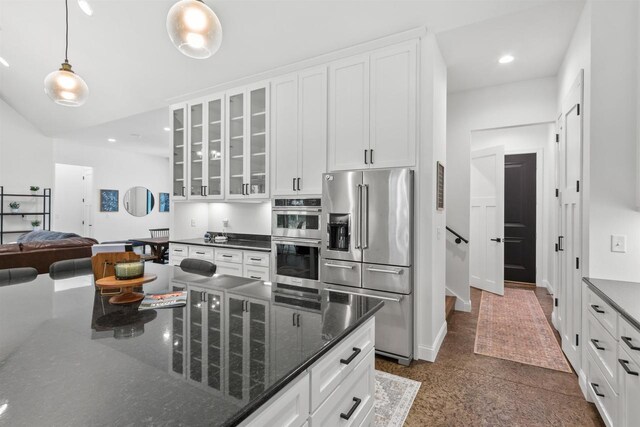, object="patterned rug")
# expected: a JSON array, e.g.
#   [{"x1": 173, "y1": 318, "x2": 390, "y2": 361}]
[
  {"x1": 474, "y1": 288, "x2": 572, "y2": 373},
  {"x1": 374, "y1": 370, "x2": 421, "y2": 427}
]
